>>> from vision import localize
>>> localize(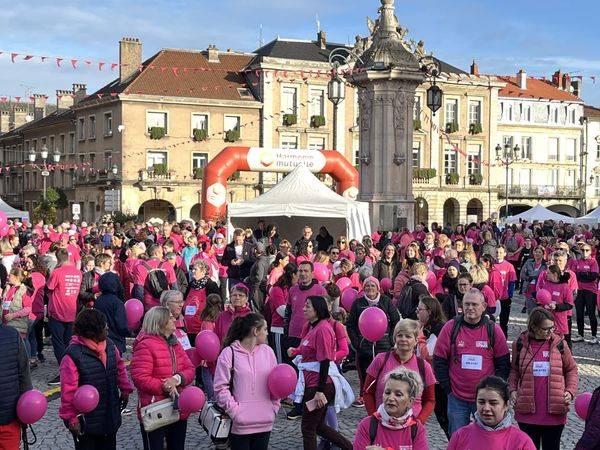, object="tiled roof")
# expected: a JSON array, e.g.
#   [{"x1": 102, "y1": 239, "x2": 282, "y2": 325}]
[
  {"x1": 0, "y1": 108, "x2": 72, "y2": 140},
  {"x1": 252, "y1": 38, "x2": 467, "y2": 75},
  {"x1": 498, "y1": 76, "x2": 582, "y2": 102},
  {"x1": 585, "y1": 105, "x2": 600, "y2": 118},
  {"x1": 85, "y1": 50, "x2": 258, "y2": 103}
]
